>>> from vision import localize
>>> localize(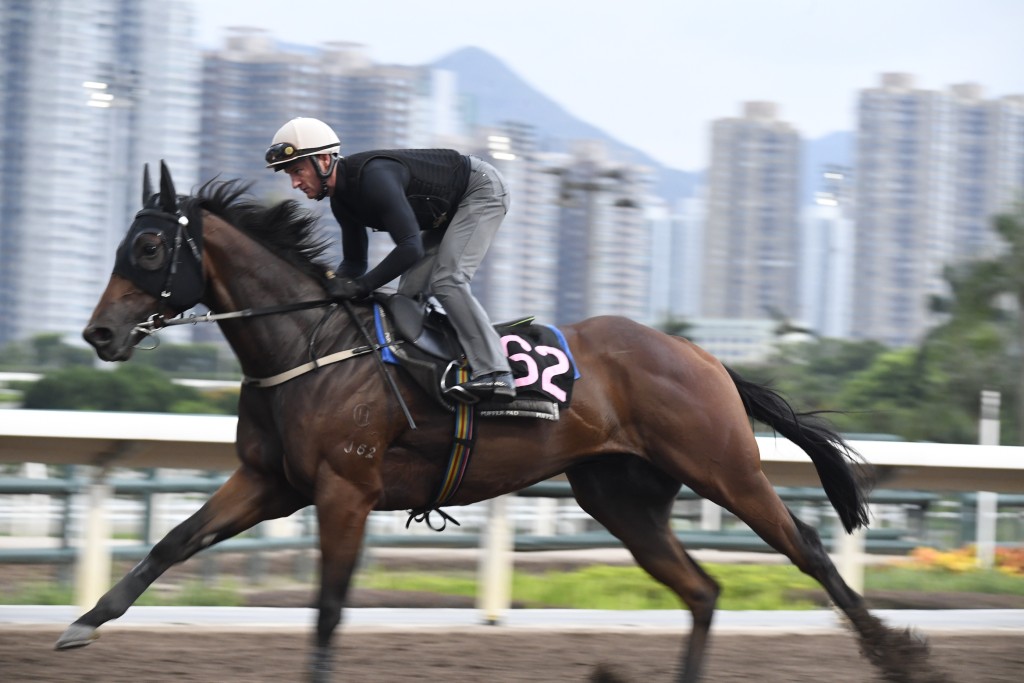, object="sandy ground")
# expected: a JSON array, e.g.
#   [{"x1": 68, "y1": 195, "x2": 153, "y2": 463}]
[
  {"x1": 1, "y1": 628, "x2": 1021, "y2": 682},
  {"x1": 2, "y1": 549, "x2": 1022, "y2": 681}
]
